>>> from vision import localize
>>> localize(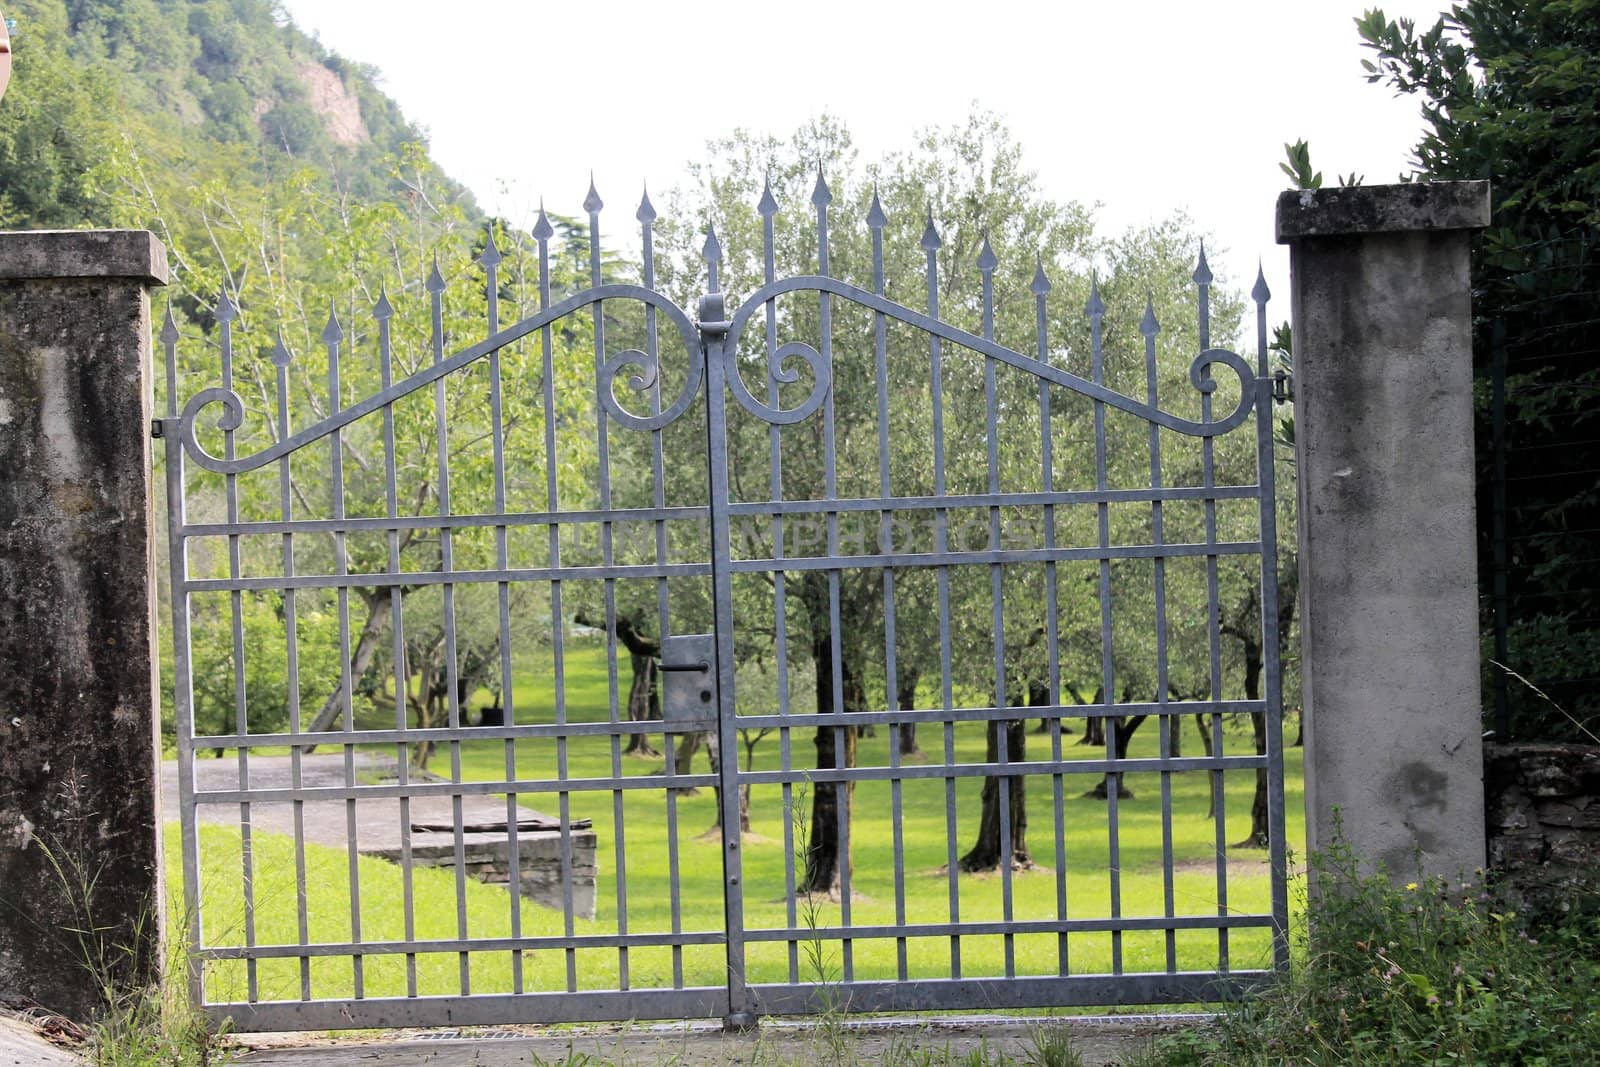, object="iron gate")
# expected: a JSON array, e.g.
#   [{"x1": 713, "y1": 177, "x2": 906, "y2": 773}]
[{"x1": 160, "y1": 176, "x2": 1287, "y2": 1031}]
